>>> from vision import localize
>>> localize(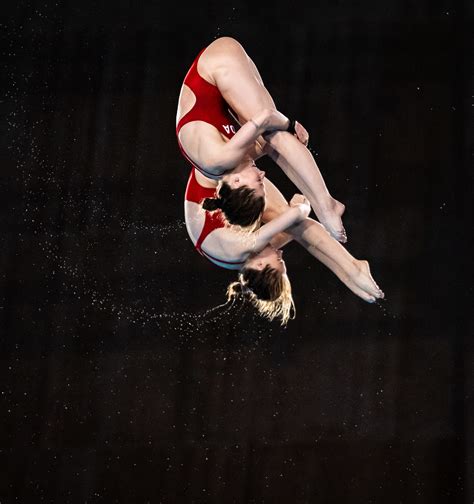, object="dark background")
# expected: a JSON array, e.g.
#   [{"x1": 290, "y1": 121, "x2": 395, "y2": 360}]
[{"x1": 1, "y1": 1, "x2": 472, "y2": 503}]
